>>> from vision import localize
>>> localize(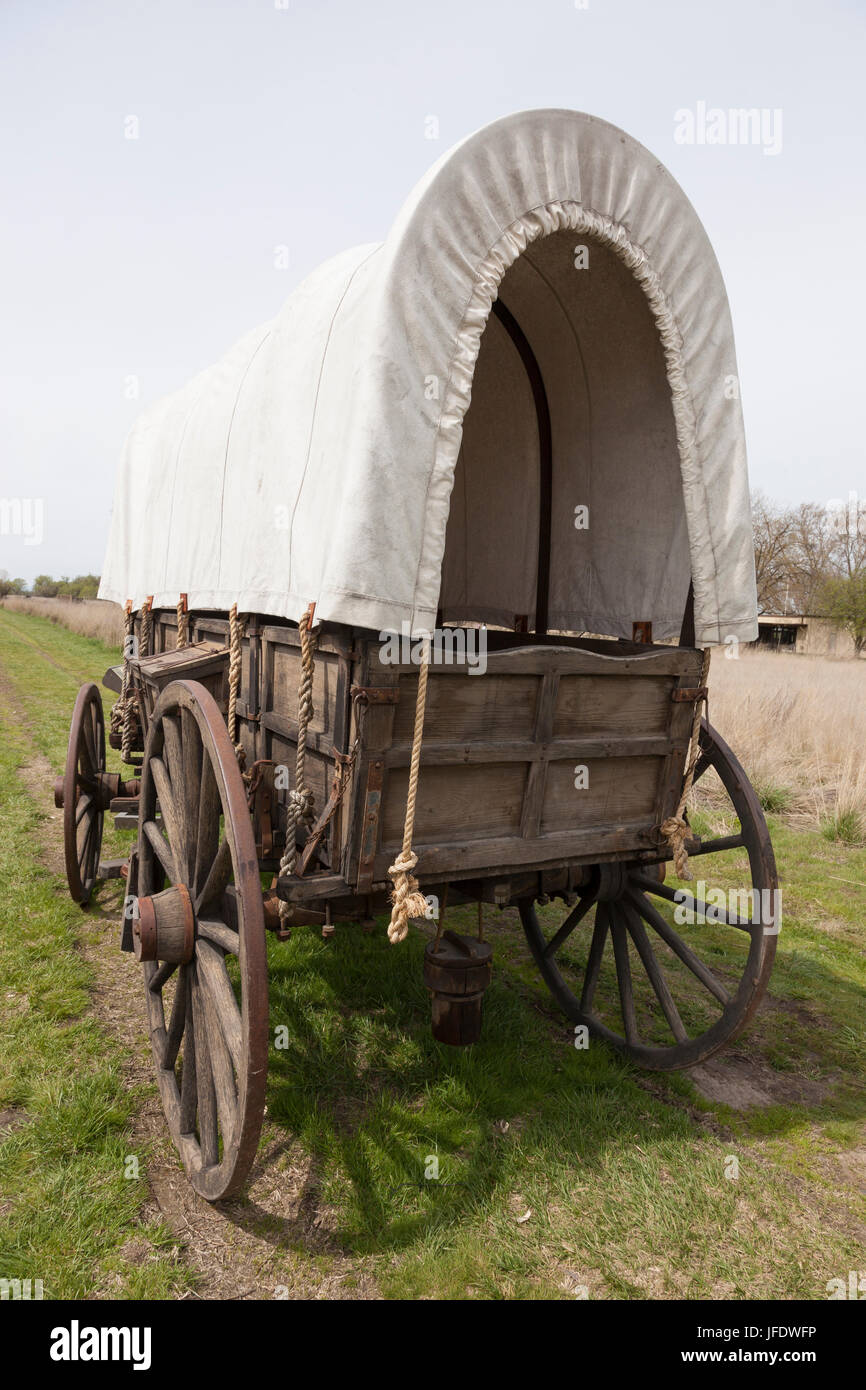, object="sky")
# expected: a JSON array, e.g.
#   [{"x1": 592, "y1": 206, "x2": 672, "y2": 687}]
[{"x1": 1, "y1": 0, "x2": 864, "y2": 585}]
